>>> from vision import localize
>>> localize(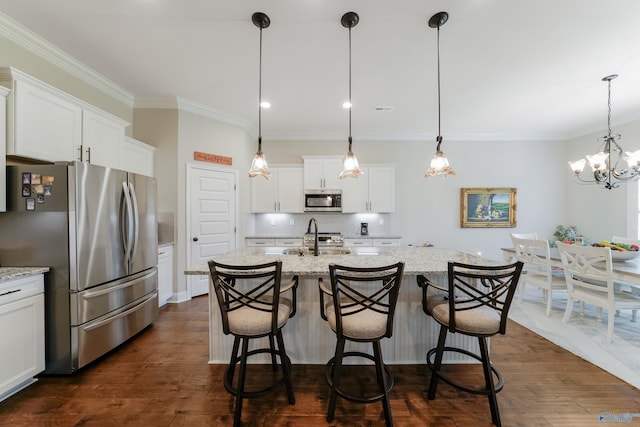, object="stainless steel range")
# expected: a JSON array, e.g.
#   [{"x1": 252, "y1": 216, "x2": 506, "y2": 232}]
[{"x1": 303, "y1": 232, "x2": 344, "y2": 247}]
